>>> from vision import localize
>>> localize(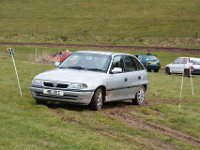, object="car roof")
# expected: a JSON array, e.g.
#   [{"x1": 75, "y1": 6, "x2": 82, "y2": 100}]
[
  {"x1": 76, "y1": 50, "x2": 134, "y2": 57},
  {"x1": 178, "y1": 57, "x2": 199, "y2": 60},
  {"x1": 138, "y1": 54, "x2": 156, "y2": 56}
]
